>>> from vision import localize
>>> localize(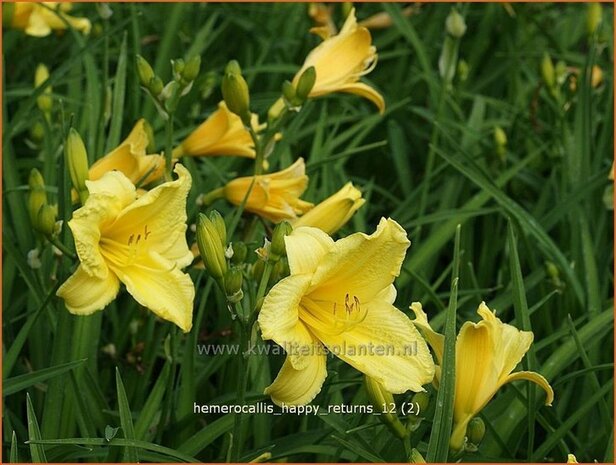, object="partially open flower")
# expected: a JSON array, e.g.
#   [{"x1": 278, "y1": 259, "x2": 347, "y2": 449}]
[
  {"x1": 11, "y1": 2, "x2": 91, "y2": 37},
  {"x1": 222, "y1": 158, "x2": 313, "y2": 222},
  {"x1": 294, "y1": 8, "x2": 384, "y2": 113}
]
